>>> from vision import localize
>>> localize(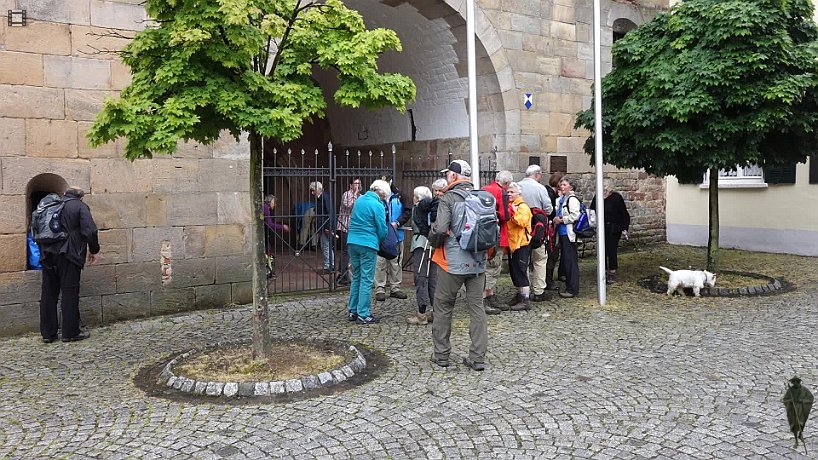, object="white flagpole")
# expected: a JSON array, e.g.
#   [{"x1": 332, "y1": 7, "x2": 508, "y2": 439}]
[
  {"x1": 467, "y1": 0, "x2": 480, "y2": 187},
  {"x1": 593, "y1": 0, "x2": 607, "y2": 304}
]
